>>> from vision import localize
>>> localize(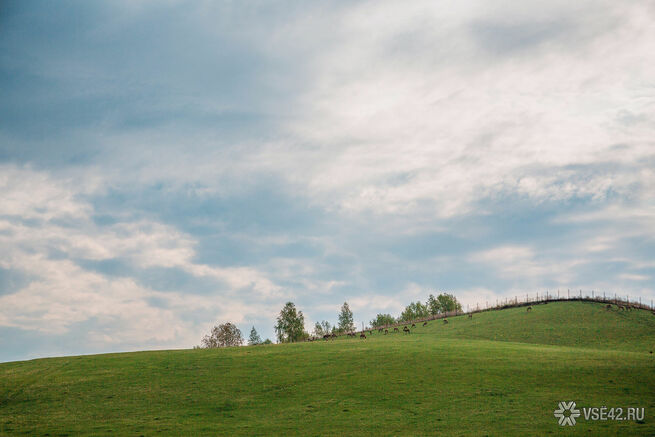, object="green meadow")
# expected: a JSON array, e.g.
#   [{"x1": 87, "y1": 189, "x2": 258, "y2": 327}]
[{"x1": 1, "y1": 301, "x2": 654, "y2": 436}]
